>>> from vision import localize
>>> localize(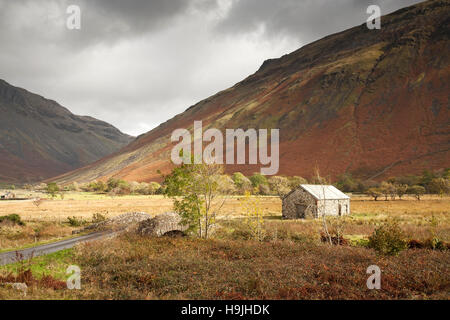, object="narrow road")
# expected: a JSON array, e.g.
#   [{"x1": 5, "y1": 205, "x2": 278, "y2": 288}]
[{"x1": 0, "y1": 230, "x2": 114, "y2": 266}]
